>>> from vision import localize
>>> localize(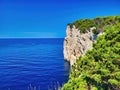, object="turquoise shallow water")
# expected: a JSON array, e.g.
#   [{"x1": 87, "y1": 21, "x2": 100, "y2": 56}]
[{"x1": 0, "y1": 38, "x2": 70, "y2": 90}]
